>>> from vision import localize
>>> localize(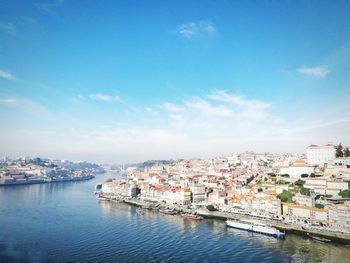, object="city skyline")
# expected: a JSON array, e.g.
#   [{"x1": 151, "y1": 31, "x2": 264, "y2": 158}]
[{"x1": 1, "y1": 1, "x2": 350, "y2": 163}]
